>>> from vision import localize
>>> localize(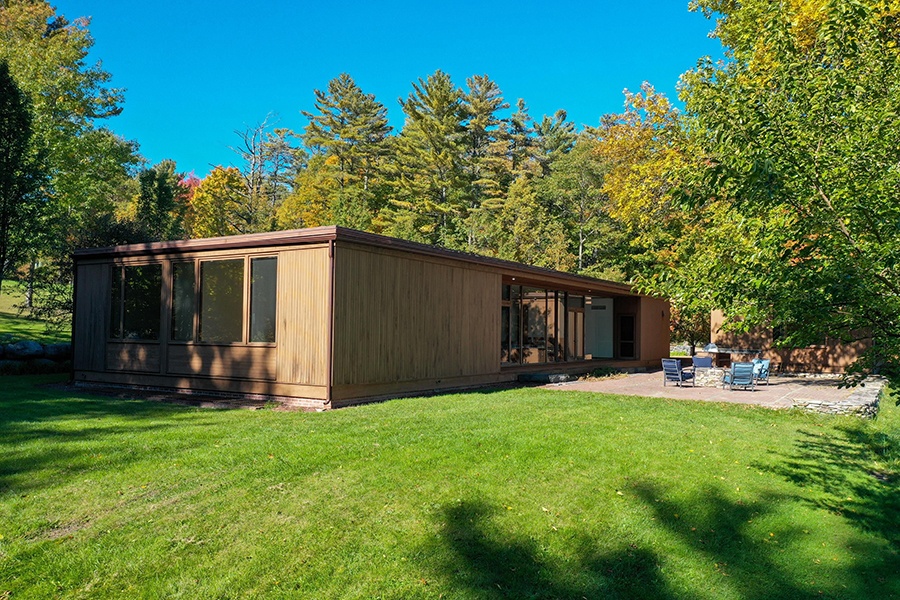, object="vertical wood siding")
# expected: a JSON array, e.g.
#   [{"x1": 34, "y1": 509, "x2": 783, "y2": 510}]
[
  {"x1": 639, "y1": 297, "x2": 671, "y2": 362},
  {"x1": 276, "y1": 247, "x2": 330, "y2": 386},
  {"x1": 106, "y1": 342, "x2": 161, "y2": 373},
  {"x1": 332, "y1": 244, "x2": 500, "y2": 386},
  {"x1": 168, "y1": 345, "x2": 275, "y2": 380},
  {"x1": 73, "y1": 263, "x2": 109, "y2": 371}
]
